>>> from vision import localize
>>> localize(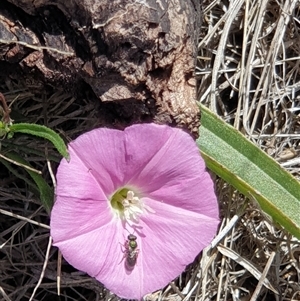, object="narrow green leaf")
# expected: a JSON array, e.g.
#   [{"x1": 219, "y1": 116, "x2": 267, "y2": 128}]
[
  {"x1": 1, "y1": 152, "x2": 54, "y2": 213},
  {"x1": 10, "y1": 123, "x2": 69, "y2": 160},
  {"x1": 2, "y1": 140, "x2": 61, "y2": 163},
  {"x1": 0, "y1": 158, "x2": 38, "y2": 192},
  {"x1": 197, "y1": 104, "x2": 300, "y2": 239}
]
